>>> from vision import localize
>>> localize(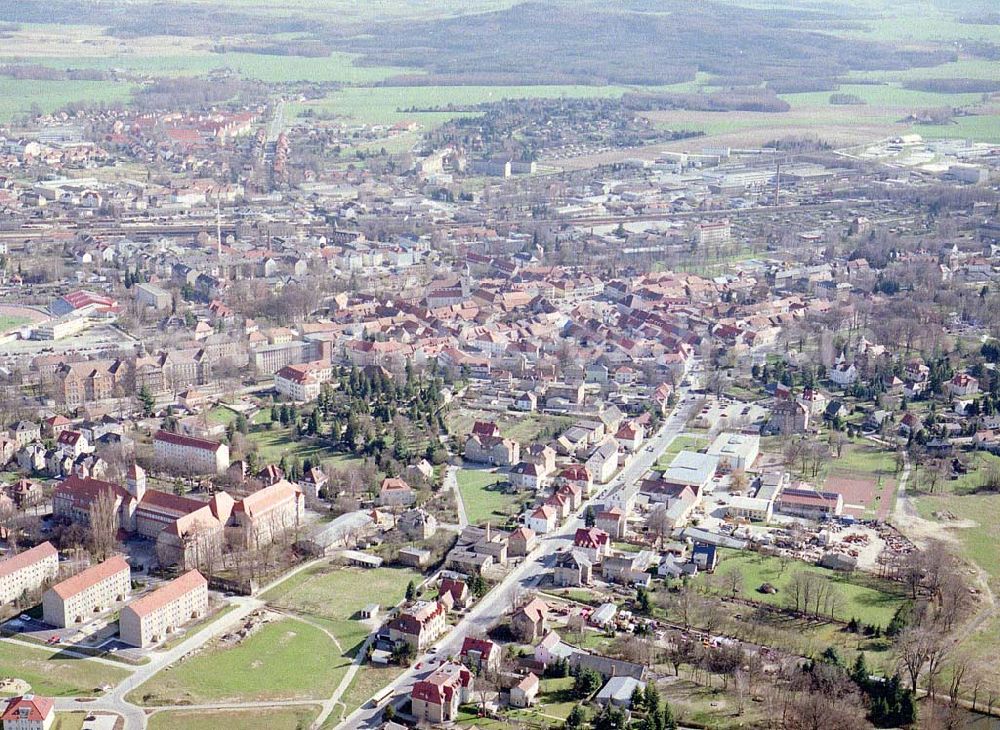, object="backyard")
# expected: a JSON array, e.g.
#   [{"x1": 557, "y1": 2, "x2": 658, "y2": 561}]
[{"x1": 455, "y1": 468, "x2": 523, "y2": 525}]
